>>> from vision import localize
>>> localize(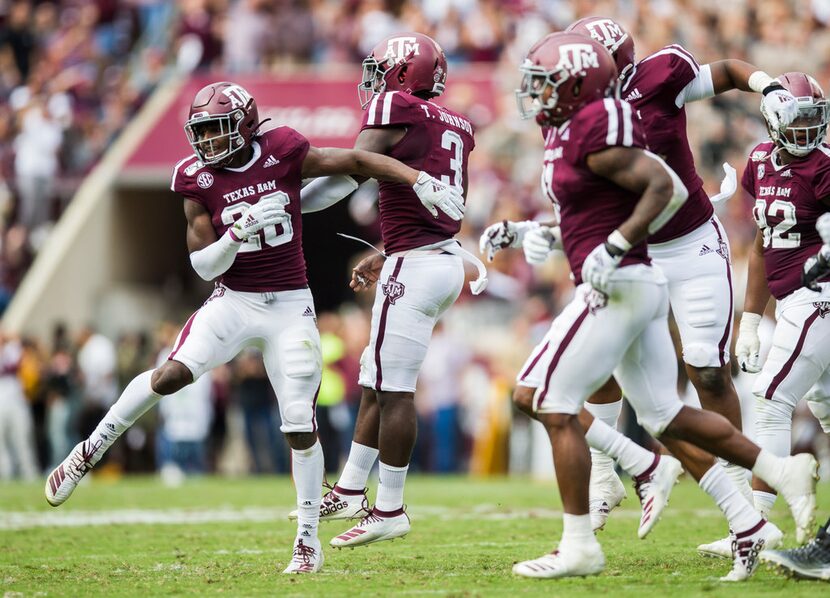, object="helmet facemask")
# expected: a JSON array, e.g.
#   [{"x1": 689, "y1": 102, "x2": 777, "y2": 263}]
[
  {"x1": 184, "y1": 108, "x2": 248, "y2": 166},
  {"x1": 768, "y1": 99, "x2": 830, "y2": 157},
  {"x1": 515, "y1": 61, "x2": 568, "y2": 125},
  {"x1": 358, "y1": 55, "x2": 390, "y2": 109}
]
